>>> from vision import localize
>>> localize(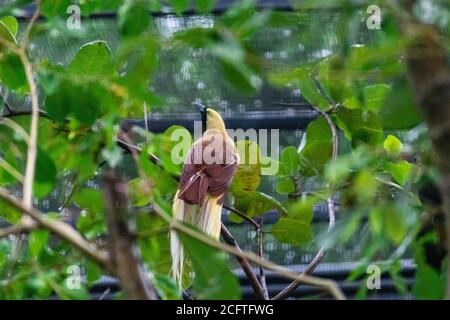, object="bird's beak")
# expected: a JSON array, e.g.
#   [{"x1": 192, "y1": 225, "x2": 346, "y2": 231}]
[{"x1": 192, "y1": 102, "x2": 207, "y2": 113}]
